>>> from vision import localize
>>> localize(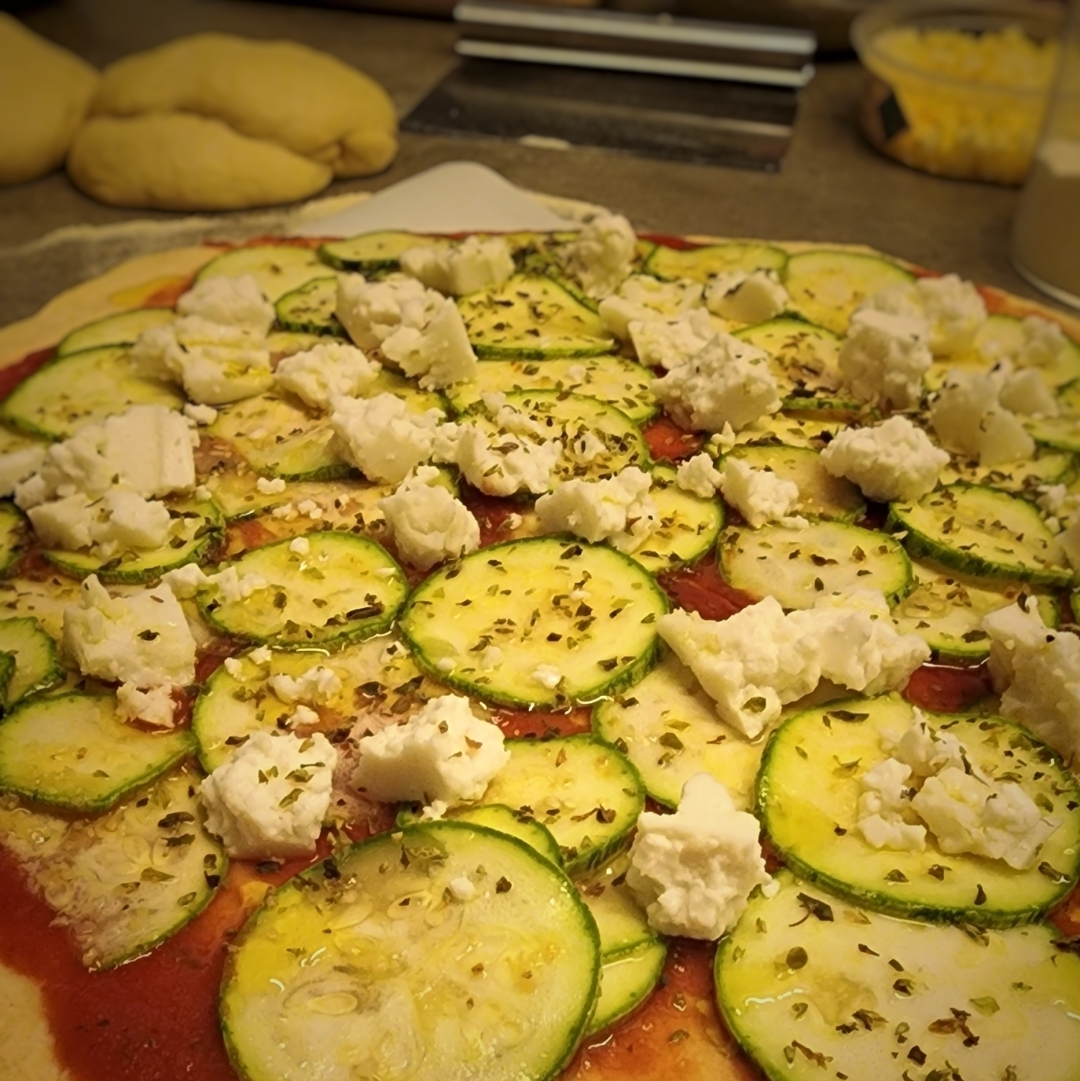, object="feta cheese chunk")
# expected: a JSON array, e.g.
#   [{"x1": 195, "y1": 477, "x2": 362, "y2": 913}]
[
  {"x1": 400, "y1": 235, "x2": 515, "y2": 296},
  {"x1": 183, "y1": 402, "x2": 218, "y2": 426},
  {"x1": 979, "y1": 314, "x2": 1071, "y2": 370},
  {"x1": 892, "y1": 712, "x2": 966, "y2": 777},
  {"x1": 675, "y1": 452, "x2": 723, "y2": 499},
  {"x1": 928, "y1": 368, "x2": 1035, "y2": 466},
  {"x1": 532, "y1": 664, "x2": 563, "y2": 690},
  {"x1": 704, "y1": 270, "x2": 789, "y2": 325},
  {"x1": 998, "y1": 367, "x2": 1059, "y2": 417},
  {"x1": 838, "y1": 308, "x2": 933, "y2": 410},
  {"x1": 856, "y1": 757, "x2": 927, "y2": 852},
  {"x1": 159, "y1": 563, "x2": 268, "y2": 603},
  {"x1": 626, "y1": 773, "x2": 771, "y2": 940},
  {"x1": 0, "y1": 444, "x2": 46, "y2": 498},
  {"x1": 352, "y1": 694, "x2": 510, "y2": 805},
  {"x1": 653, "y1": 333, "x2": 780, "y2": 433},
  {"x1": 628, "y1": 309, "x2": 715, "y2": 370},
  {"x1": 535, "y1": 467, "x2": 657, "y2": 553},
  {"x1": 820, "y1": 416, "x2": 949, "y2": 502},
  {"x1": 175, "y1": 274, "x2": 275, "y2": 335},
  {"x1": 599, "y1": 275, "x2": 703, "y2": 340},
  {"x1": 380, "y1": 298, "x2": 478, "y2": 389},
  {"x1": 452, "y1": 424, "x2": 561, "y2": 498},
  {"x1": 62, "y1": 576, "x2": 196, "y2": 688},
  {"x1": 275, "y1": 341, "x2": 381, "y2": 410},
  {"x1": 378, "y1": 466, "x2": 480, "y2": 570},
  {"x1": 562, "y1": 212, "x2": 637, "y2": 299},
  {"x1": 335, "y1": 274, "x2": 443, "y2": 350},
  {"x1": 116, "y1": 682, "x2": 176, "y2": 729},
  {"x1": 657, "y1": 601, "x2": 820, "y2": 739},
  {"x1": 862, "y1": 274, "x2": 987, "y2": 357},
  {"x1": 718, "y1": 458, "x2": 804, "y2": 529},
  {"x1": 27, "y1": 488, "x2": 171, "y2": 555},
  {"x1": 201, "y1": 730, "x2": 336, "y2": 859},
  {"x1": 268, "y1": 664, "x2": 342, "y2": 706}
]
